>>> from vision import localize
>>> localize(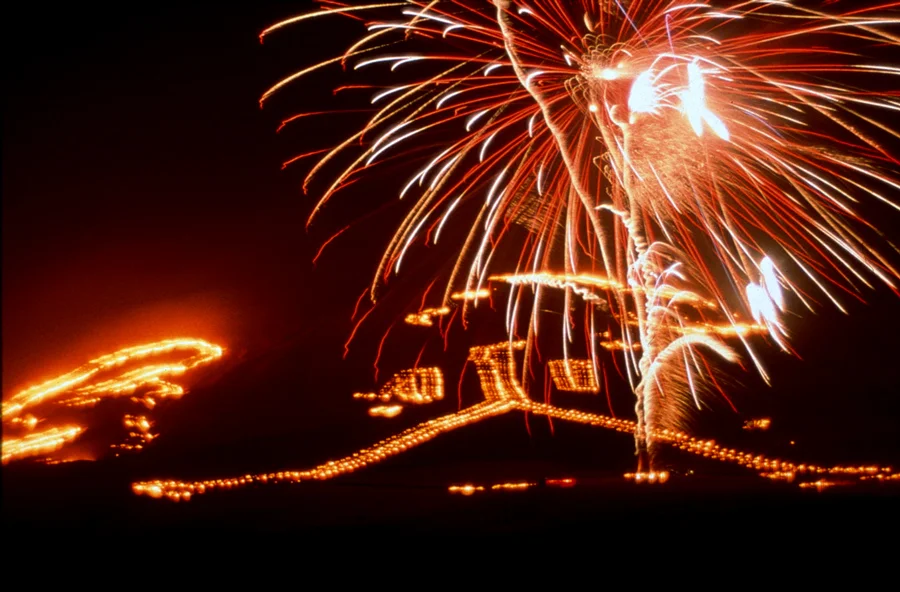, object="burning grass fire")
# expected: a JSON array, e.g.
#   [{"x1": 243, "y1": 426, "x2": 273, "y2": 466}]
[{"x1": 2, "y1": 339, "x2": 224, "y2": 464}]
